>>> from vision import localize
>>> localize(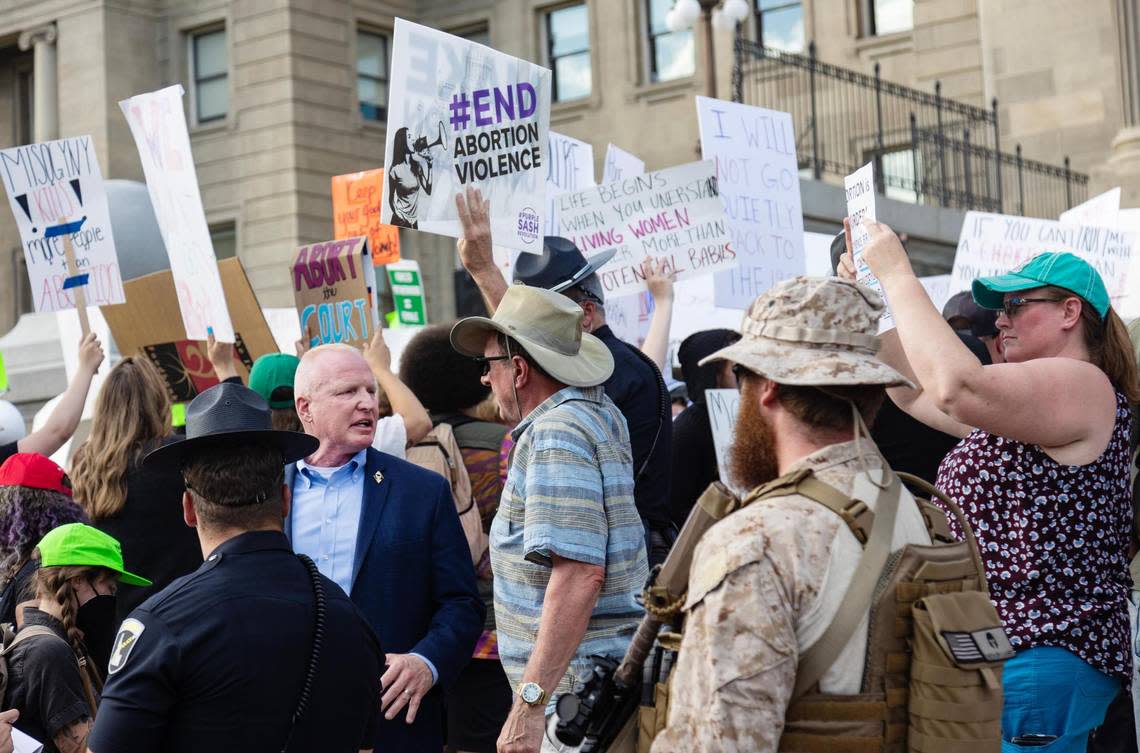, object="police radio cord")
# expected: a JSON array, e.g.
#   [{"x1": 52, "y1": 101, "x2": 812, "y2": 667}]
[{"x1": 280, "y1": 553, "x2": 327, "y2": 753}]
